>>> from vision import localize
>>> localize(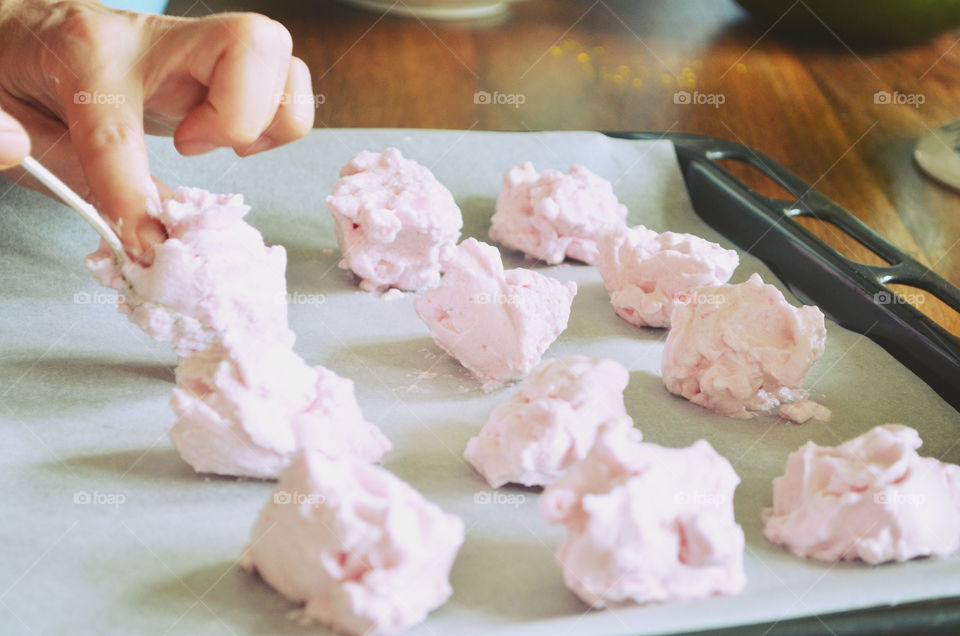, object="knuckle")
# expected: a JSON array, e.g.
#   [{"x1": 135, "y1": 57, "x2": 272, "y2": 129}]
[
  {"x1": 55, "y1": 4, "x2": 106, "y2": 42},
  {"x1": 226, "y1": 14, "x2": 292, "y2": 57},
  {"x1": 39, "y1": 5, "x2": 138, "y2": 92},
  {"x1": 75, "y1": 120, "x2": 141, "y2": 153},
  {"x1": 40, "y1": 7, "x2": 108, "y2": 75}
]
